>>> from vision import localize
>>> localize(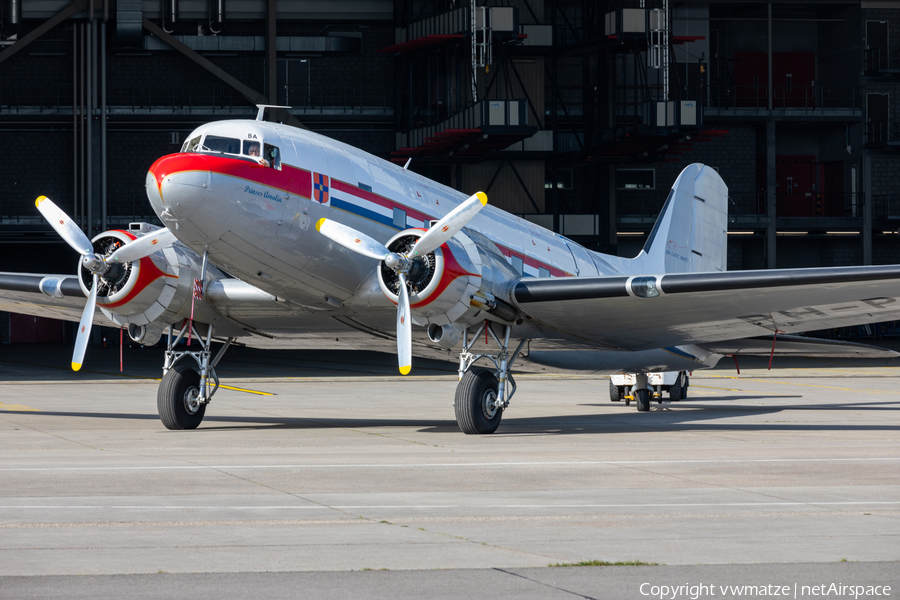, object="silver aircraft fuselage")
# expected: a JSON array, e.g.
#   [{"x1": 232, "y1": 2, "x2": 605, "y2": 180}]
[{"x1": 144, "y1": 119, "x2": 722, "y2": 374}]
